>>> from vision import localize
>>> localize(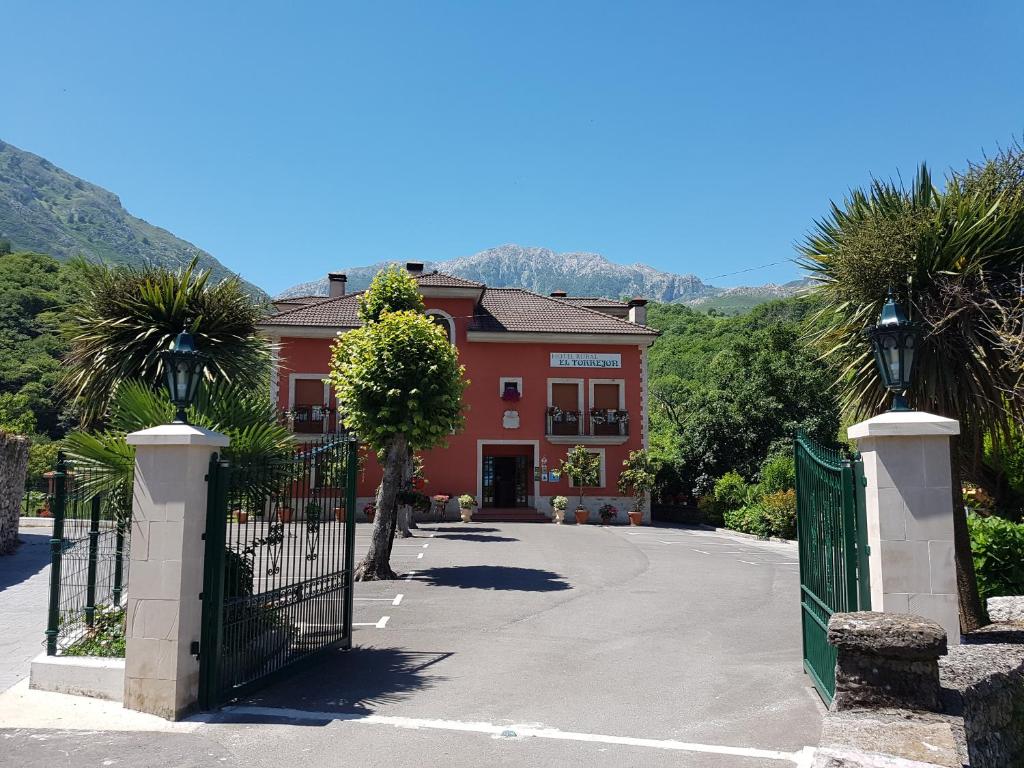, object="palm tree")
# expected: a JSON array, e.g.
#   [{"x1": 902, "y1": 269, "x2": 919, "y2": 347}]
[
  {"x1": 62, "y1": 258, "x2": 272, "y2": 425},
  {"x1": 799, "y1": 157, "x2": 1024, "y2": 630},
  {"x1": 64, "y1": 380, "x2": 295, "y2": 509}
]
